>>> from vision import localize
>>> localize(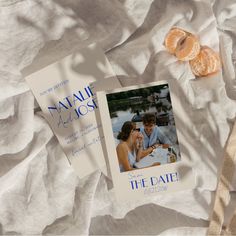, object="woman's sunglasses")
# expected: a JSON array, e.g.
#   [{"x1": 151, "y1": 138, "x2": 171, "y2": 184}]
[{"x1": 133, "y1": 128, "x2": 140, "y2": 132}]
